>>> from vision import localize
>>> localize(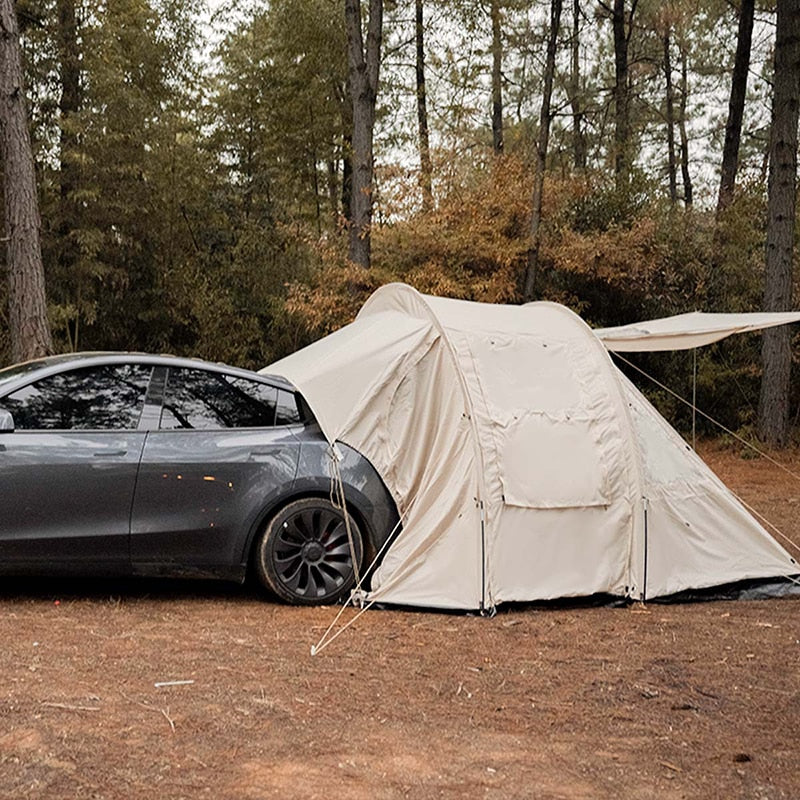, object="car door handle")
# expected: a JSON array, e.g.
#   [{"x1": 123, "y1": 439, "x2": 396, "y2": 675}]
[
  {"x1": 94, "y1": 450, "x2": 128, "y2": 457},
  {"x1": 249, "y1": 448, "x2": 279, "y2": 459}
]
